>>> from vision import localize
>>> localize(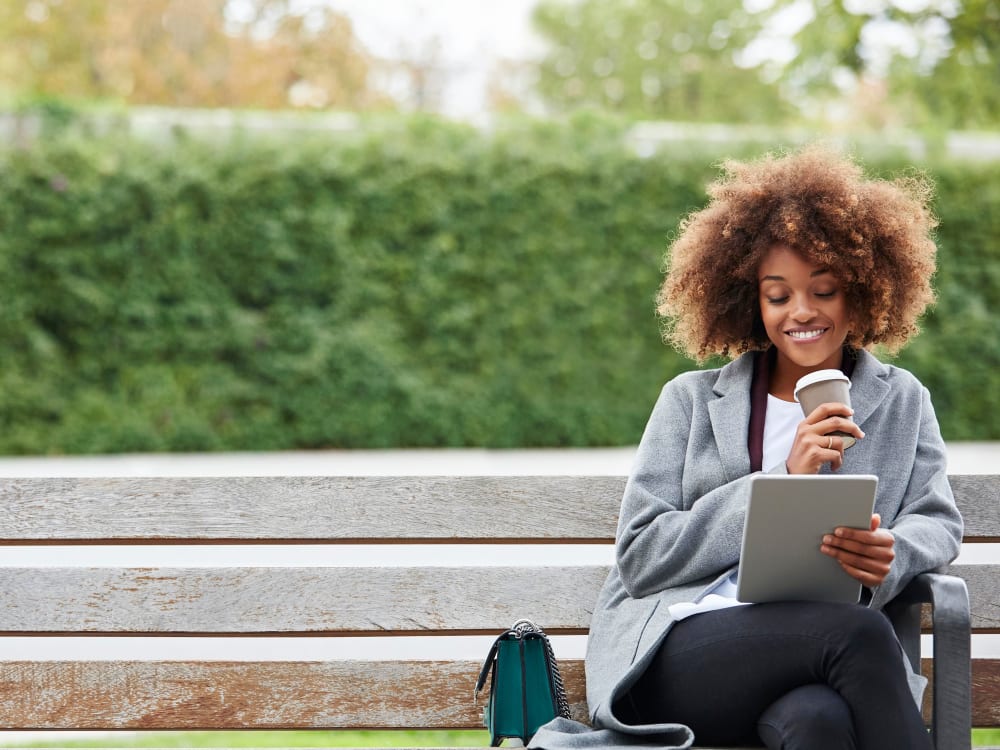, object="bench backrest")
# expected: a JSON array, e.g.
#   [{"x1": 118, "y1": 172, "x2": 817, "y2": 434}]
[{"x1": 0, "y1": 475, "x2": 995, "y2": 730}]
